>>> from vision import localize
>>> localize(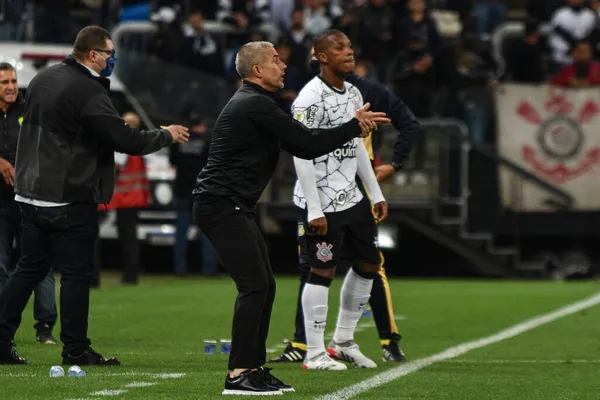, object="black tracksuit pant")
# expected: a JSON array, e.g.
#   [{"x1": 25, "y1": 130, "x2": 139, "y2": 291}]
[
  {"x1": 193, "y1": 197, "x2": 276, "y2": 370},
  {"x1": 0, "y1": 203, "x2": 97, "y2": 357}
]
